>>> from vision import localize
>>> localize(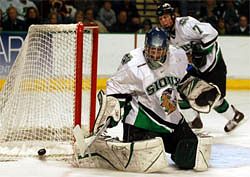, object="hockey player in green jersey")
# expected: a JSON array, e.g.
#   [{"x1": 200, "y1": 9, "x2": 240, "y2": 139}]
[{"x1": 156, "y1": 2, "x2": 246, "y2": 132}]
